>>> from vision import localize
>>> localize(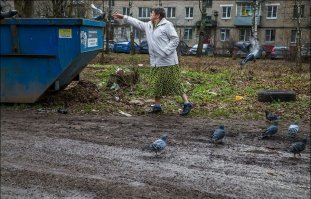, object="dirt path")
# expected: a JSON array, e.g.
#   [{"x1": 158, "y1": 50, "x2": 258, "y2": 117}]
[{"x1": 1, "y1": 108, "x2": 310, "y2": 198}]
